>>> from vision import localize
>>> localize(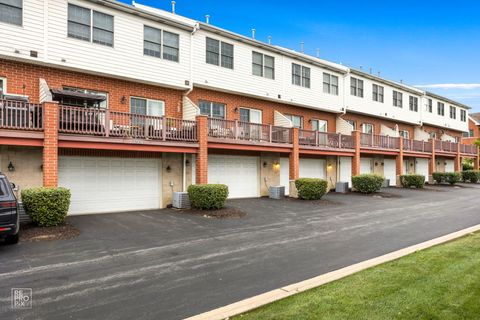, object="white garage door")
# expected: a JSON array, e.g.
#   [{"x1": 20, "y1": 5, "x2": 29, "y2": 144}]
[
  {"x1": 339, "y1": 157, "x2": 352, "y2": 187},
  {"x1": 208, "y1": 155, "x2": 259, "y2": 198},
  {"x1": 360, "y1": 158, "x2": 373, "y2": 174},
  {"x1": 280, "y1": 157, "x2": 290, "y2": 195},
  {"x1": 384, "y1": 159, "x2": 397, "y2": 186},
  {"x1": 445, "y1": 159, "x2": 455, "y2": 172},
  {"x1": 416, "y1": 158, "x2": 429, "y2": 178},
  {"x1": 59, "y1": 156, "x2": 161, "y2": 215},
  {"x1": 300, "y1": 158, "x2": 326, "y2": 179}
]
